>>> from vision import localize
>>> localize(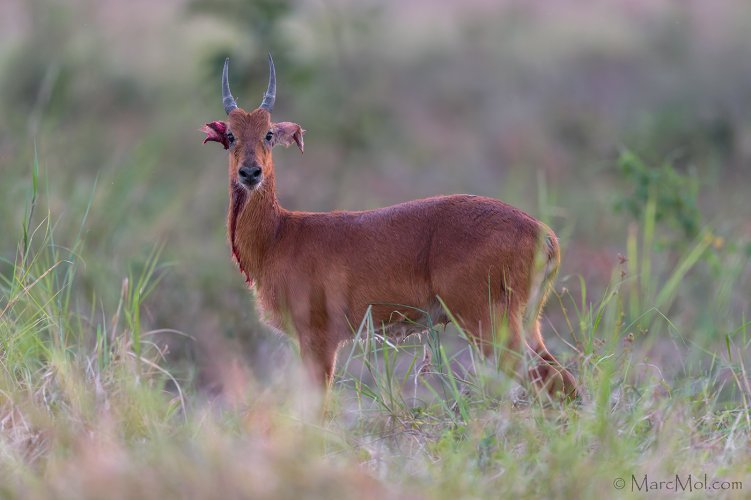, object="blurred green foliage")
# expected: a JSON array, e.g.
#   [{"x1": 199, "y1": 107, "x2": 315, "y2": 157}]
[
  {"x1": 187, "y1": 0, "x2": 298, "y2": 87},
  {"x1": 614, "y1": 149, "x2": 701, "y2": 241}
]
